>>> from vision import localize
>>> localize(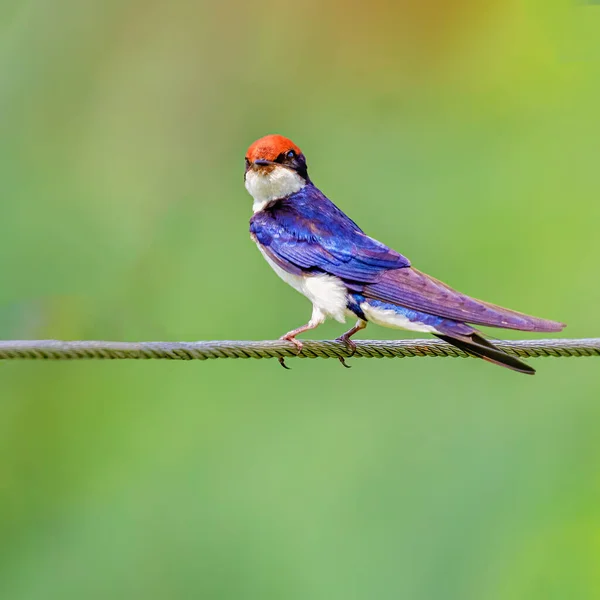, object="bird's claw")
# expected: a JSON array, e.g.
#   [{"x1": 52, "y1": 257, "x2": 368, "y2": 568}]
[
  {"x1": 336, "y1": 335, "x2": 357, "y2": 368},
  {"x1": 278, "y1": 335, "x2": 303, "y2": 369}
]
